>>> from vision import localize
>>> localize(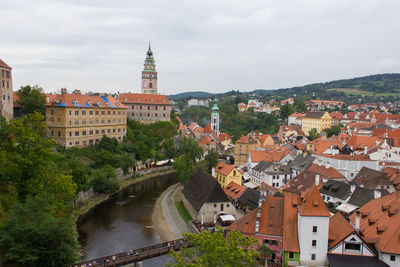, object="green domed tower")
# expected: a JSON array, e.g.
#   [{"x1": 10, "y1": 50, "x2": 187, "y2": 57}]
[
  {"x1": 141, "y1": 42, "x2": 158, "y2": 94},
  {"x1": 211, "y1": 100, "x2": 220, "y2": 137}
]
